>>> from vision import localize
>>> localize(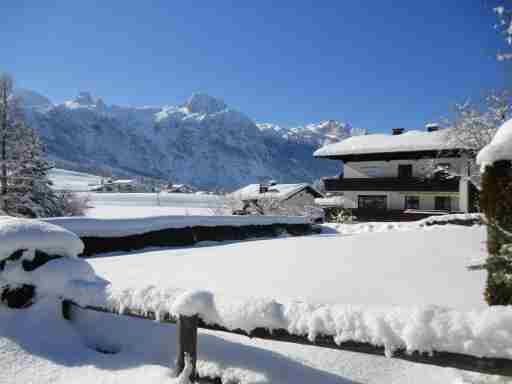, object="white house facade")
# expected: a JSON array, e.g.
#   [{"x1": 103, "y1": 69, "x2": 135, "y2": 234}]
[{"x1": 314, "y1": 127, "x2": 475, "y2": 216}]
